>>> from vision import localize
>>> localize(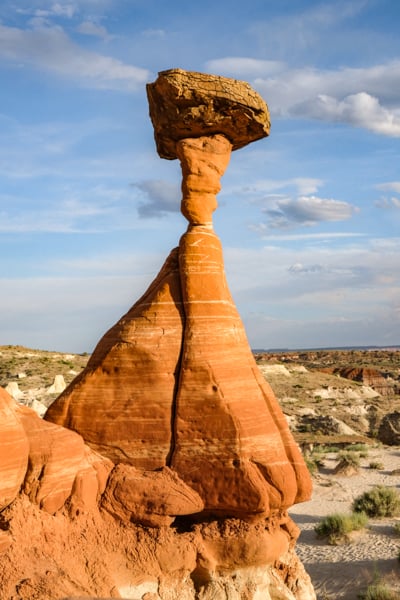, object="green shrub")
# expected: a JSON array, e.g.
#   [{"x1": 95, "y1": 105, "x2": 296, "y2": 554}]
[
  {"x1": 360, "y1": 582, "x2": 398, "y2": 600},
  {"x1": 344, "y1": 443, "x2": 369, "y2": 458},
  {"x1": 315, "y1": 511, "x2": 368, "y2": 544},
  {"x1": 348, "y1": 443, "x2": 369, "y2": 453},
  {"x1": 305, "y1": 457, "x2": 318, "y2": 474},
  {"x1": 305, "y1": 449, "x2": 328, "y2": 474},
  {"x1": 353, "y1": 486, "x2": 400, "y2": 518},
  {"x1": 317, "y1": 445, "x2": 341, "y2": 454},
  {"x1": 337, "y1": 451, "x2": 361, "y2": 468},
  {"x1": 368, "y1": 461, "x2": 384, "y2": 470}
]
